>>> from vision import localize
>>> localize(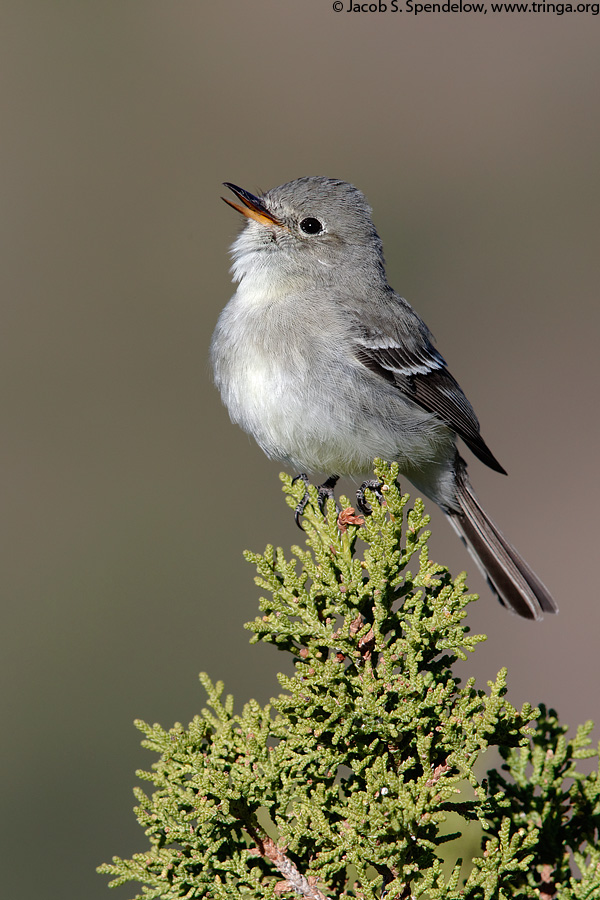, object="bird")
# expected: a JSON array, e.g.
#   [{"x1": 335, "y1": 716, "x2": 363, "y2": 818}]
[{"x1": 211, "y1": 177, "x2": 557, "y2": 621}]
